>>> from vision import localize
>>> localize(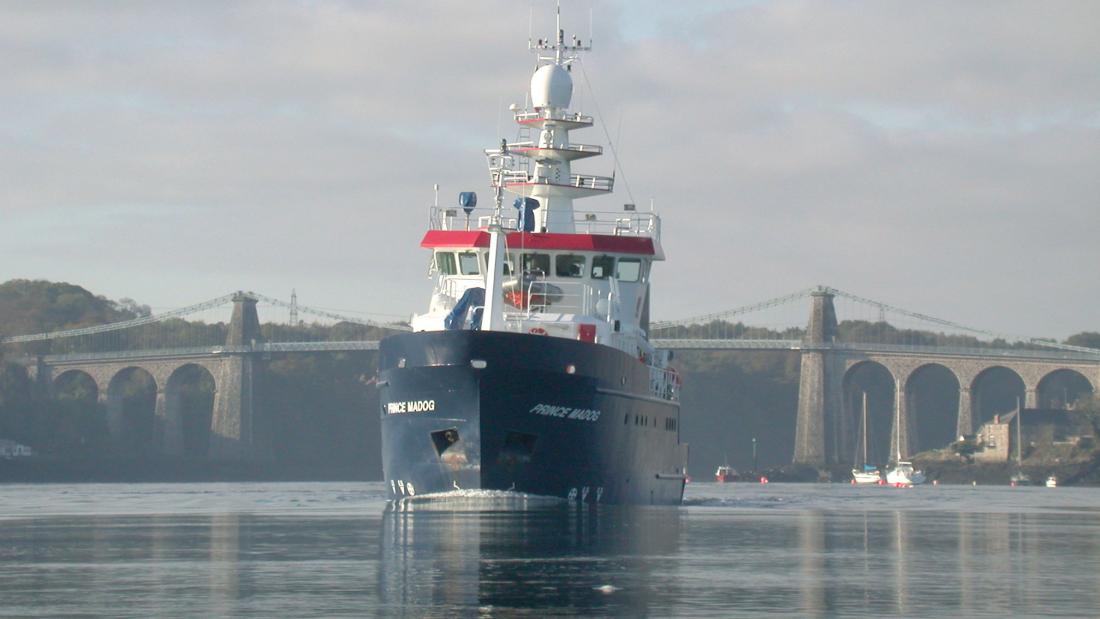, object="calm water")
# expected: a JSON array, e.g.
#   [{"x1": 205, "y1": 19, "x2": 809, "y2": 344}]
[{"x1": 1, "y1": 482, "x2": 1099, "y2": 618}]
